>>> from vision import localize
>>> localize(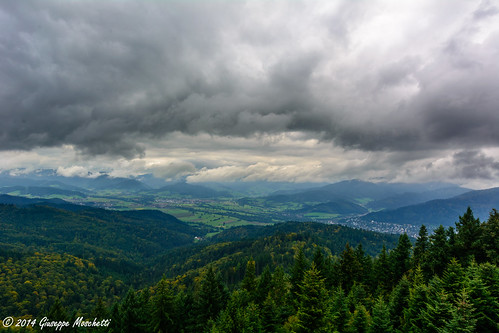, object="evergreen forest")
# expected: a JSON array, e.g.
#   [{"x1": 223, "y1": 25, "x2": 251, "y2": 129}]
[{"x1": 0, "y1": 207, "x2": 498, "y2": 332}]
